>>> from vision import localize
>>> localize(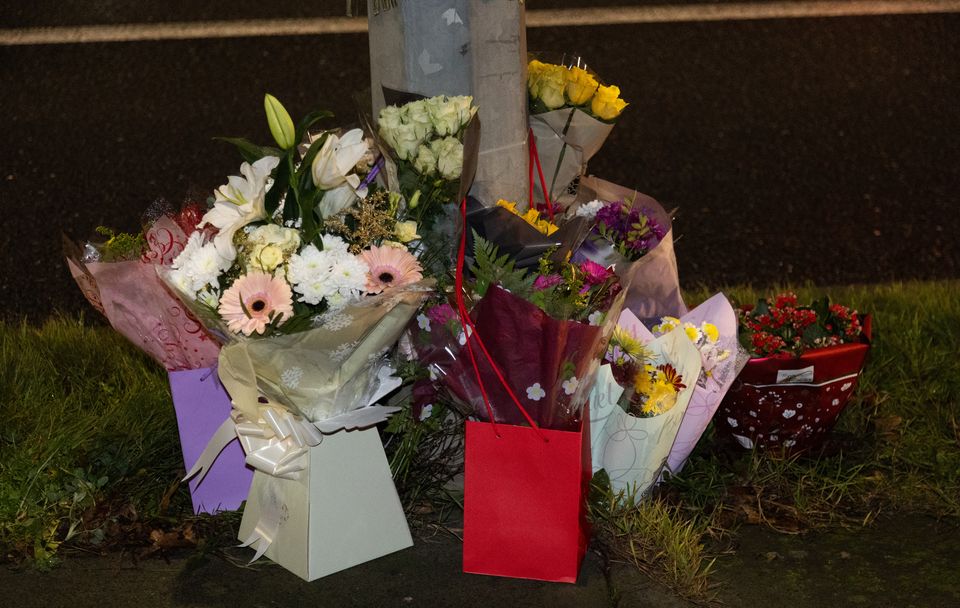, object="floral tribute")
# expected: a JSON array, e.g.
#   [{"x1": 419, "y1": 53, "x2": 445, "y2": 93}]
[
  {"x1": 577, "y1": 197, "x2": 668, "y2": 262},
  {"x1": 738, "y1": 292, "x2": 864, "y2": 357},
  {"x1": 376, "y1": 95, "x2": 477, "y2": 228},
  {"x1": 410, "y1": 230, "x2": 625, "y2": 432},
  {"x1": 716, "y1": 292, "x2": 871, "y2": 452},
  {"x1": 527, "y1": 59, "x2": 627, "y2": 122},
  {"x1": 166, "y1": 95, "x2": 428, "y2": 338}
]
